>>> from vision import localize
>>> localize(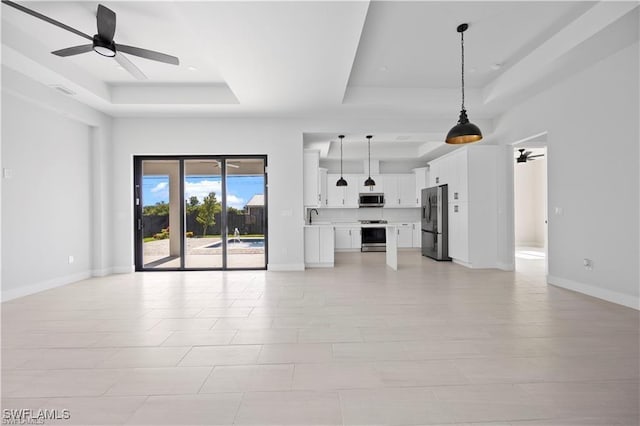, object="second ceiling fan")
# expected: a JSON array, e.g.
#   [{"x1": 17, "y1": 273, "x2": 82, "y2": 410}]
[
  {"x1": 2, "y1": 0, "x2": 179, "y2": 80},
  {"x1": 516, "y1": 149, "x2": 545, "y2": 163}
]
